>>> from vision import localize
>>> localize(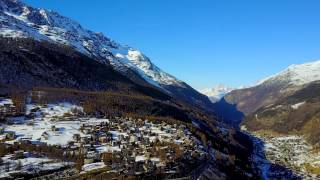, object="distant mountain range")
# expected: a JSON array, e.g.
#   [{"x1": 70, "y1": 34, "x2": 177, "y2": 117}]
[{"x1": 200, "y1": 84, "x2": 234, "y2": 102}]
